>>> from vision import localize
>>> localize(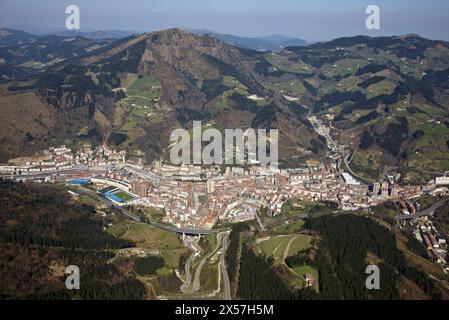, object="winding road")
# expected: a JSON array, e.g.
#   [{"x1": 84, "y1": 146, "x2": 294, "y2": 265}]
[
  {"x1": 220, "y1": 232, "x2": 232, "y2": 300},
  {"x1": 180, "y1": 231, "x2": 231, "y2": 299},
  {"x1": 180, "y1": 252, "x2": 196, "y2": 293},
  {"x1": 283, "y1": 235, "x2": 298, "y2": 263},
  {"x1": 343, "y1": 152, "x2": 374, "y2": 184}
]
